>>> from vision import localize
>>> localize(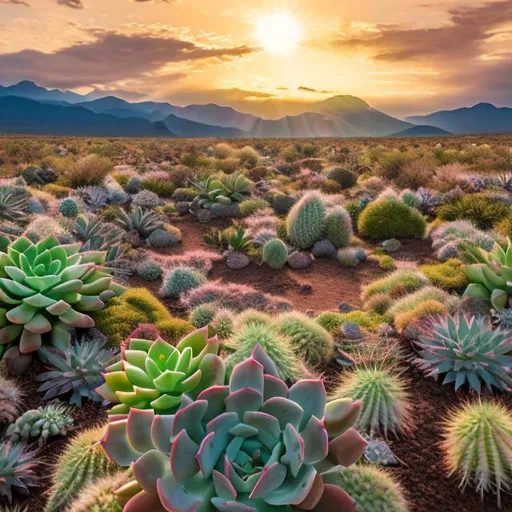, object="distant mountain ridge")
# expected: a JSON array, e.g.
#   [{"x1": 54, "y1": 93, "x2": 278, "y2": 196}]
[
  {"x1": 390, "y1": 125, "x2": 452, "y2": 137},
  {"x1": 407, "y1": 103, "x2": 512, "y2": 134}
]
